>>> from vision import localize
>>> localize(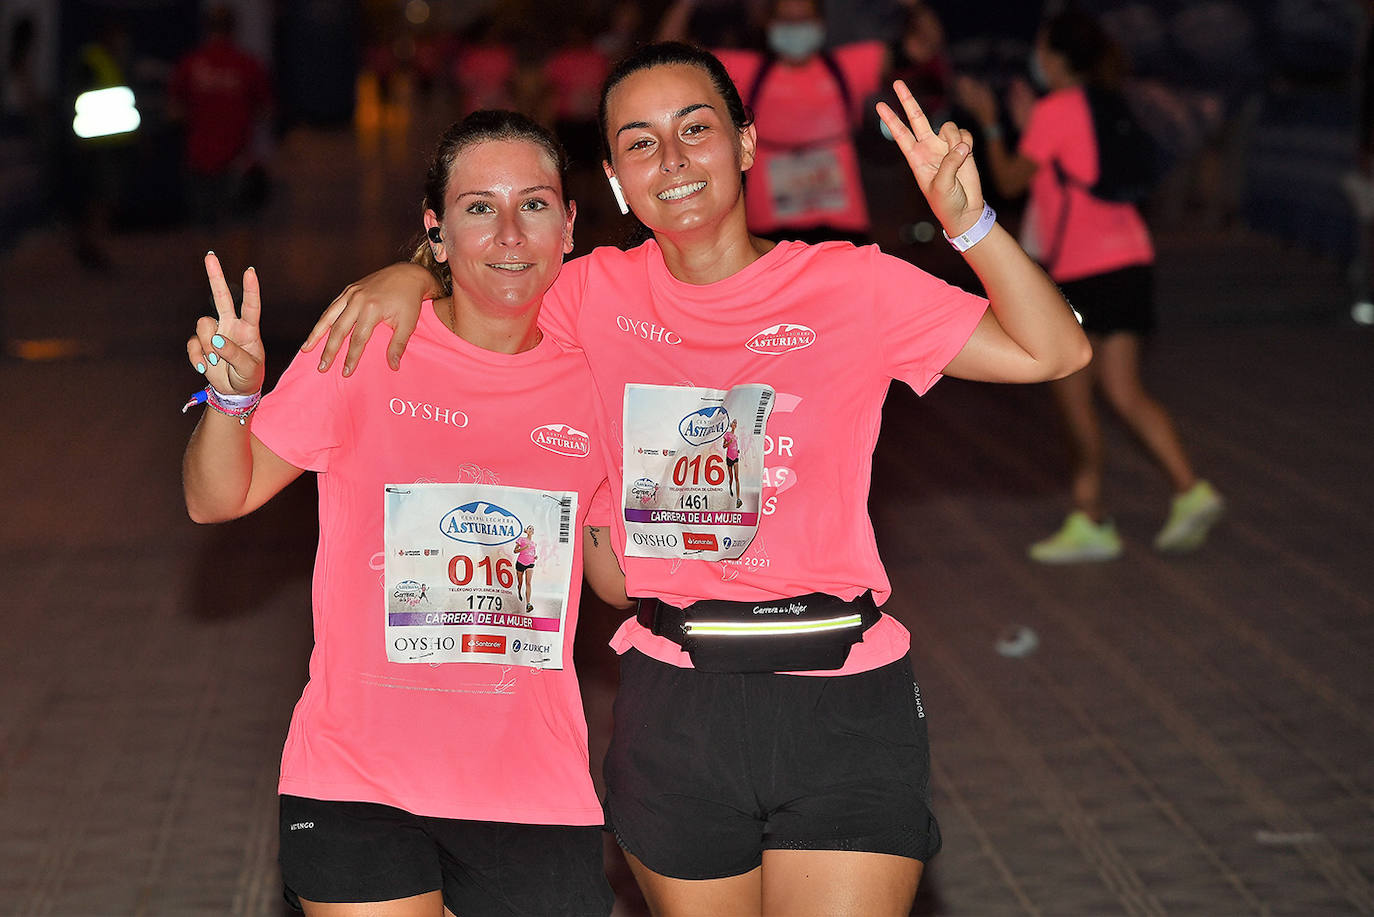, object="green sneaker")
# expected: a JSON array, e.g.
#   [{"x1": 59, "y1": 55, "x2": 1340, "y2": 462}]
[
  {"x1": 1154, "y1": 480, "x2": 1224, "y2": 552},
  {"x1": 1028, "y1": 511, "x2": 1122, "y2": 563}
]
